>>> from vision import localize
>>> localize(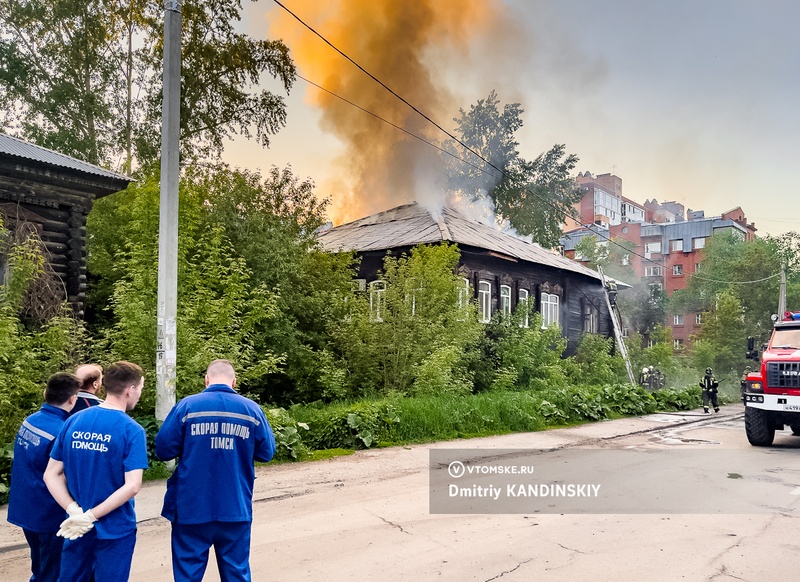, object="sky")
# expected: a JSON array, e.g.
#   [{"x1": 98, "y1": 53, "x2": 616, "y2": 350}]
[{"x1": 222, "y1": 0, "x2": 800, "y2": 238}]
